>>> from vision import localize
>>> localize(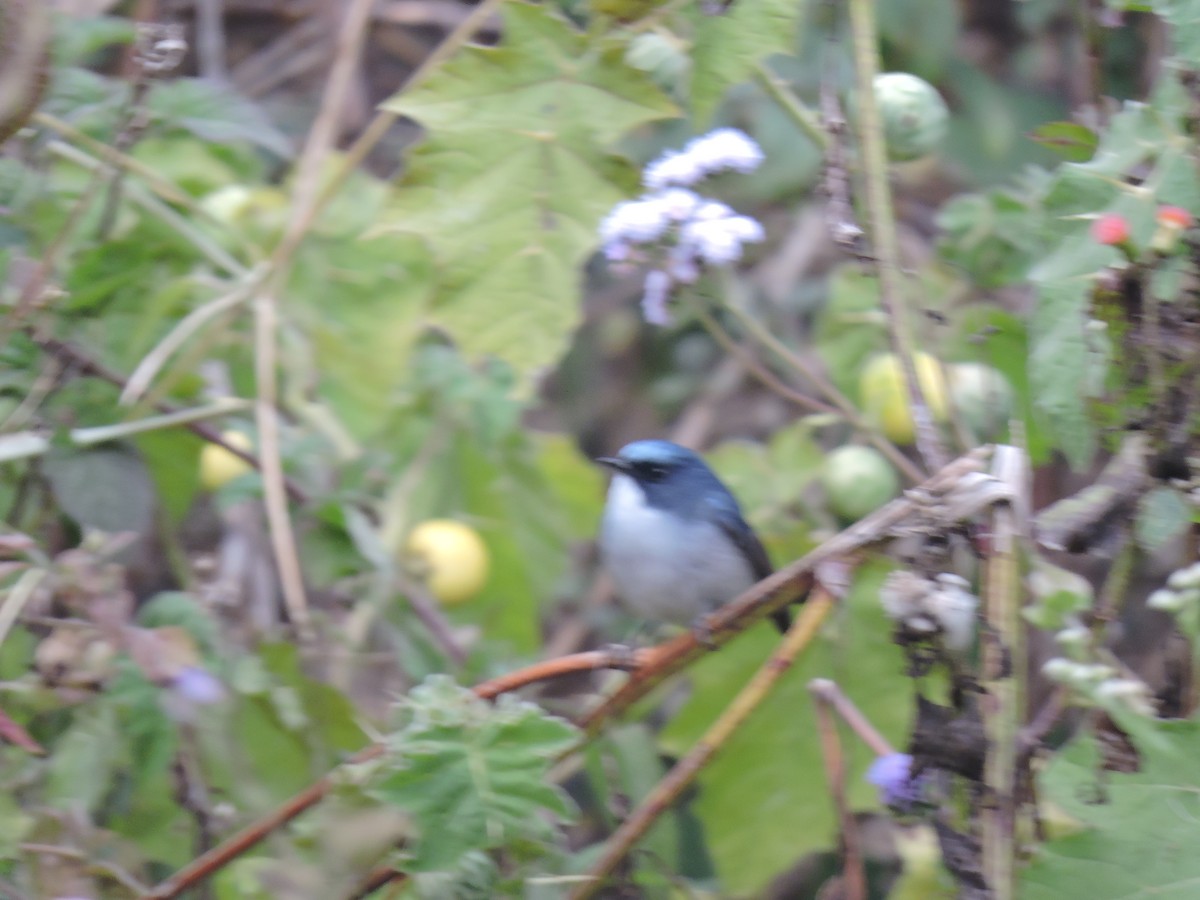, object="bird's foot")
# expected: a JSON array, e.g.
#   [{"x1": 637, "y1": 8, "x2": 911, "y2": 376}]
[
  {"x1": 600, "y1": 643, "x2": 640, "y2": 671},
  {"x1": 690, "y1": 614, "x2": 718, "y2": 650}
]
